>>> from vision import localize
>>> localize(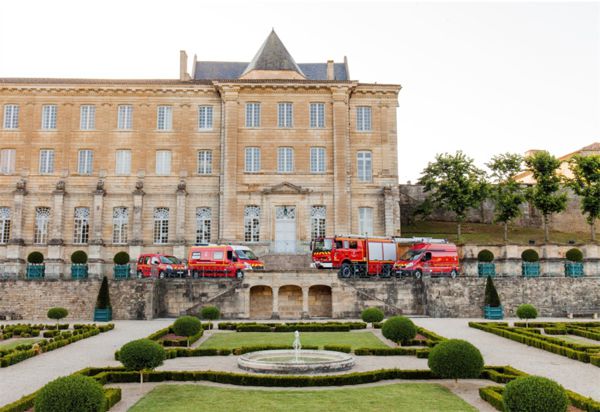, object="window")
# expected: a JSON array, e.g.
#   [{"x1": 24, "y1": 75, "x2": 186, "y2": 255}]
[
  {"x1": 73, "y1": 207, "x2": 90, "y2": 244},
  {"x1": 310, "y1": 206, "x2": 326, "y2": 241},
  {"x1": 115, "y1": 150, "x2": 131, "y2": 175},
  {"x1": 80, "y1": 105, "x2": 96, "y2": 130},
  {"x1": 41, "y1": 105, "x2": 57, "y2": 129},
  {"x1": 245, "y1": 103, "x2": 260, "y2": 128},
  {"x1": 112, "y1": 207, "x2": 128, "y2": 244},
  {"x1": 358, "y1": 207, "x2": 373, "y2": 236},
  {"x1": 157, "y1": 106, "x2": 173, "y2": 130},
  {"x1": 197, "y1": 150, "x2": 212, "y2": 174},
  {"x1": 310, "y1": 103, "x2": 325, "y2": 128},
  {"x1": 3, "y1": 105, "x2": 19, "y2": 129},
  {"x1": 196, "y1": 207, "x2": 211, "y2": 244},
  {"x1": 245, "y1": 147, "x2": 260, "y2": 173},
  {"x1": 244, "y1": 206, "x2": 260, "y2": 242},
  {"x1": 357, "y1": 151, "x2": 372, "y2": 182},
  {"x1": 0, "y1": 149, "x2": 15, "y2": 174},
  {"x1": 117, "y1": 105, "x2": 133, "y2": 129},
  {"x1": 356, "y1": 106, "x2": 372, "y2": 131},
  {"x1": 0, "y1": 207, "x2": 11, "y2": 244},
  {"x1": 278, "y1": 102, "x2": 293, "y2": 128},
  {"x1": 277, "y1": 147, "x2": 294, "y2": 173},
  {"x1": 155, "y1": 150, "x2": 171, "y2": 175},
  {"x1": 39, "y1": 149, "x2": 54, "y2": 174},
  {"x1": 310, "y1": 147, "x2": 325, "y2": 173},
  {"x1": 153, "y1": 207, "x2": 169, "y2": 244},
  {"x1": 78, "y1": 150, "x2": 93, "y2": 175},
  {"x1": 34, "y1": 207, "x2": 51, "y2": 244},
  {"x1": 198, "y1": 106, "x2": 213, "y2": 130}
]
